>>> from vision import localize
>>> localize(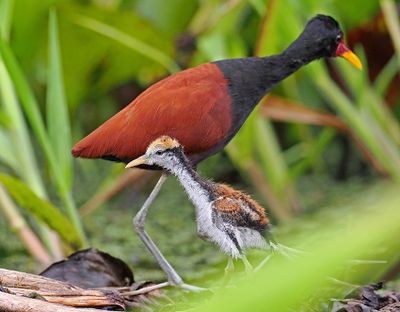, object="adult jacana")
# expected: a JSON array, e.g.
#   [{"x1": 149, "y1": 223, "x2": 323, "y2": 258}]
[{"x1": 72, "y1": 15, "x2": 361, "y2": 290}]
